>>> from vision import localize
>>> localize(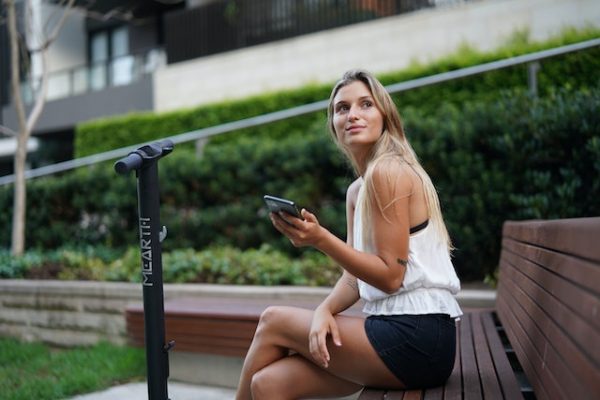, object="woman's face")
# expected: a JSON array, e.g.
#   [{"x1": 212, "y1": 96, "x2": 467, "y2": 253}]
[{"x1": 332, "y1": 80, "x2": 384, "y2": 152}]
